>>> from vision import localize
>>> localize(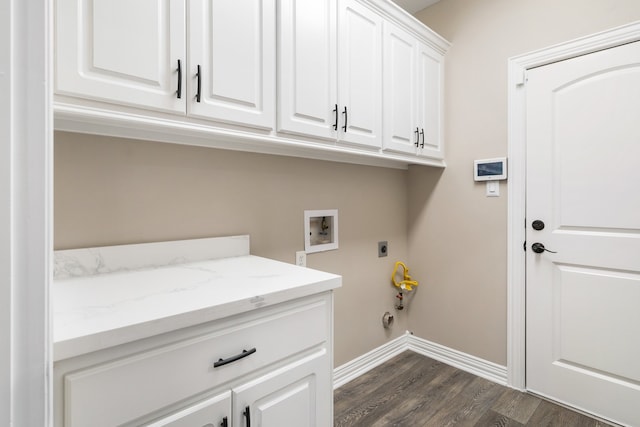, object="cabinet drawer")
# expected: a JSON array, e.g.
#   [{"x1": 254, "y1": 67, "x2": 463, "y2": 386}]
[{"x1": 63, "y1": 297, "x2": 329, "y2": 427}]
